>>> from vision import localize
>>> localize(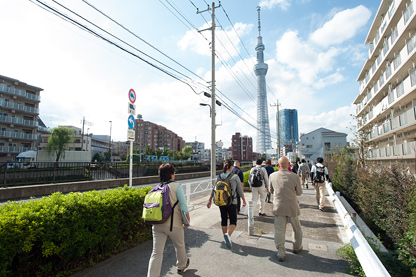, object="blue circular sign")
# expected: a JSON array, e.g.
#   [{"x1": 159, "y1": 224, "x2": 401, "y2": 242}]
[{"x1": 128, "y1": 115, "x2": 135, "y2": 129}]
